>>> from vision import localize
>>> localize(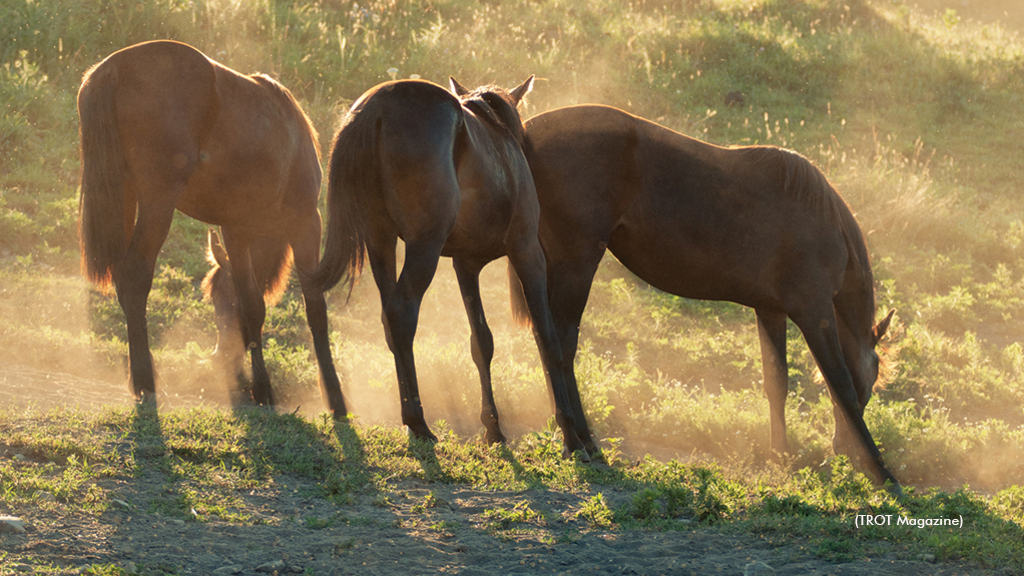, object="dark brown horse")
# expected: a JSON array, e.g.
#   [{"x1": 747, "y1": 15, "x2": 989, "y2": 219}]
[
  {"x1": 511, "y1": 104, "x2": 899, "y2": 492},
  {"x1": 77, "y1": 40, "x2": 345, "y2": 416},
  {"x1": 313, "y1": 77, "x2": 587, "y2": 459}
]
